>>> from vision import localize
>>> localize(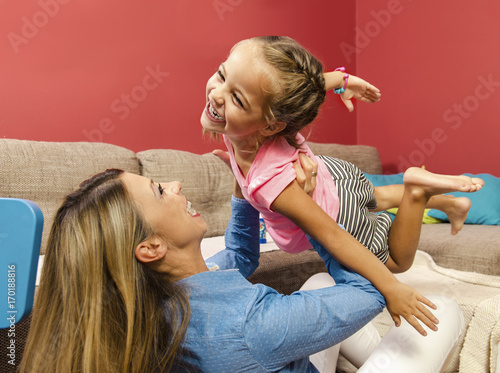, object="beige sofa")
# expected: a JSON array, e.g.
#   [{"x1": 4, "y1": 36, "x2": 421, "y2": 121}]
[{"x1": 0, "y1": 138, "x2": 499, "y2": 372}]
